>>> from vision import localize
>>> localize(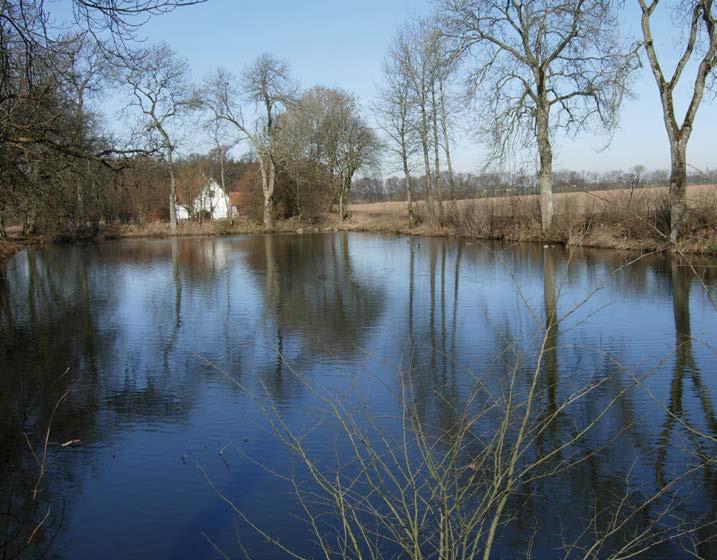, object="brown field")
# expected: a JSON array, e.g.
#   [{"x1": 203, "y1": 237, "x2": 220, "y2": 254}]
[{"x1": 349, "y1": 184, "x2": 716, "y2": 221}]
